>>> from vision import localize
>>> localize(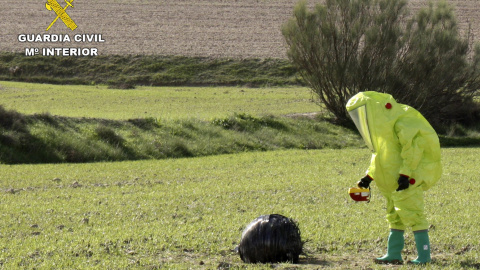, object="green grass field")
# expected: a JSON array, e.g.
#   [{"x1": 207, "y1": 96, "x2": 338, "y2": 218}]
[
  {"x1": 0, "y1": 81, "x2": 317, "y2": 120},
  {"x1": 1, "y1": 81, "x2": 365, "y2": 164},
  {"x1": 1, "y1": 81, "x2": 479, "y2": 269},
  {"x1": 0, "y1": 54, "x2": 299, "y2": 87},
  {"x1": 1, "y1": 149, "x2": 479, "y2": 269}
]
